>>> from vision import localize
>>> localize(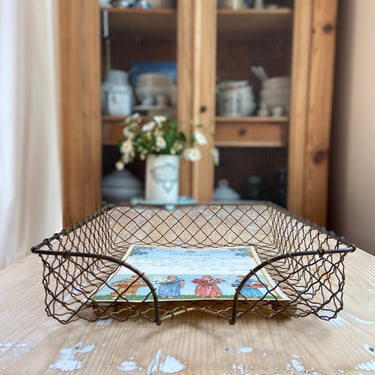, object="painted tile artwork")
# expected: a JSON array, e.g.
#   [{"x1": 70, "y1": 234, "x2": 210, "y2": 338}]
[{"x1": 92, "y1": 245, "x2": 289, "y2": 302}]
